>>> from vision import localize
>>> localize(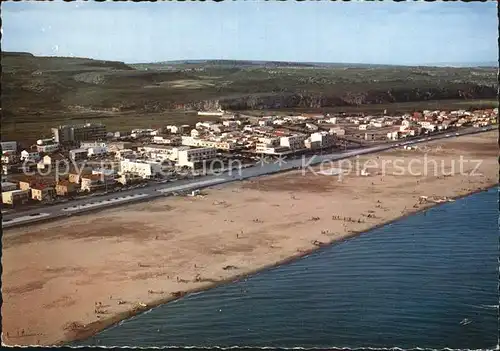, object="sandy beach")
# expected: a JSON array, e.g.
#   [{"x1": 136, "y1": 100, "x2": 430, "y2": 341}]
[{"x1": 1, "y1": 131, "x2": 497, "y2": 346}]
